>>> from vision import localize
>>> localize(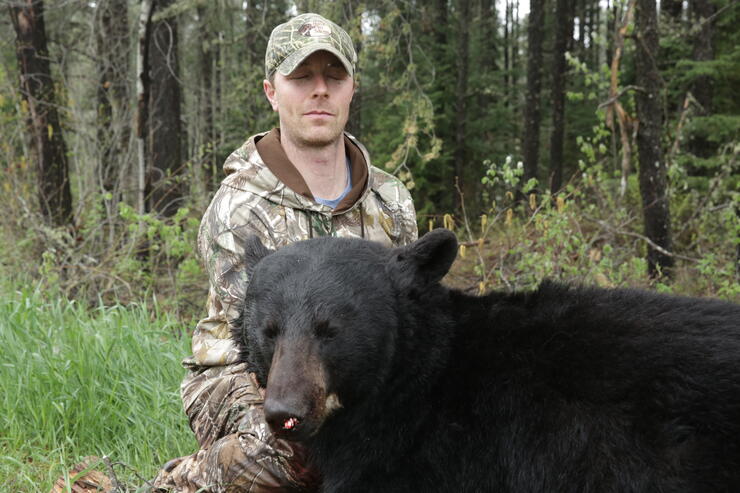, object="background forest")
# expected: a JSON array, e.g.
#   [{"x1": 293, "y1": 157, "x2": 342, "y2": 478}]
[{"x1": 1, "y1": 0, "x2": 739, "y2": 490}]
